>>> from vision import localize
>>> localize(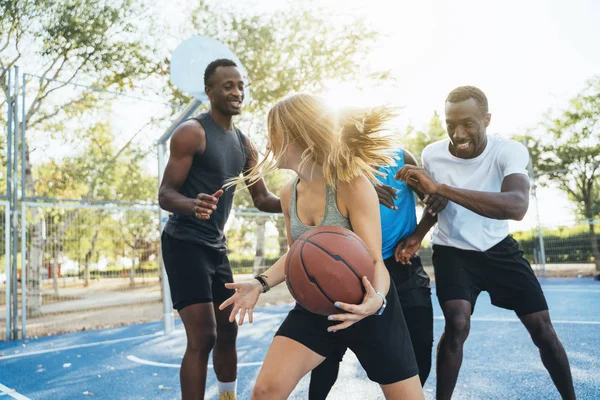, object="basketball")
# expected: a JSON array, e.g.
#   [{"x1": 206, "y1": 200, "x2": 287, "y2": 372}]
[{"x1": 285, "y1": 225, "x2": 375, "y2": 316}]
